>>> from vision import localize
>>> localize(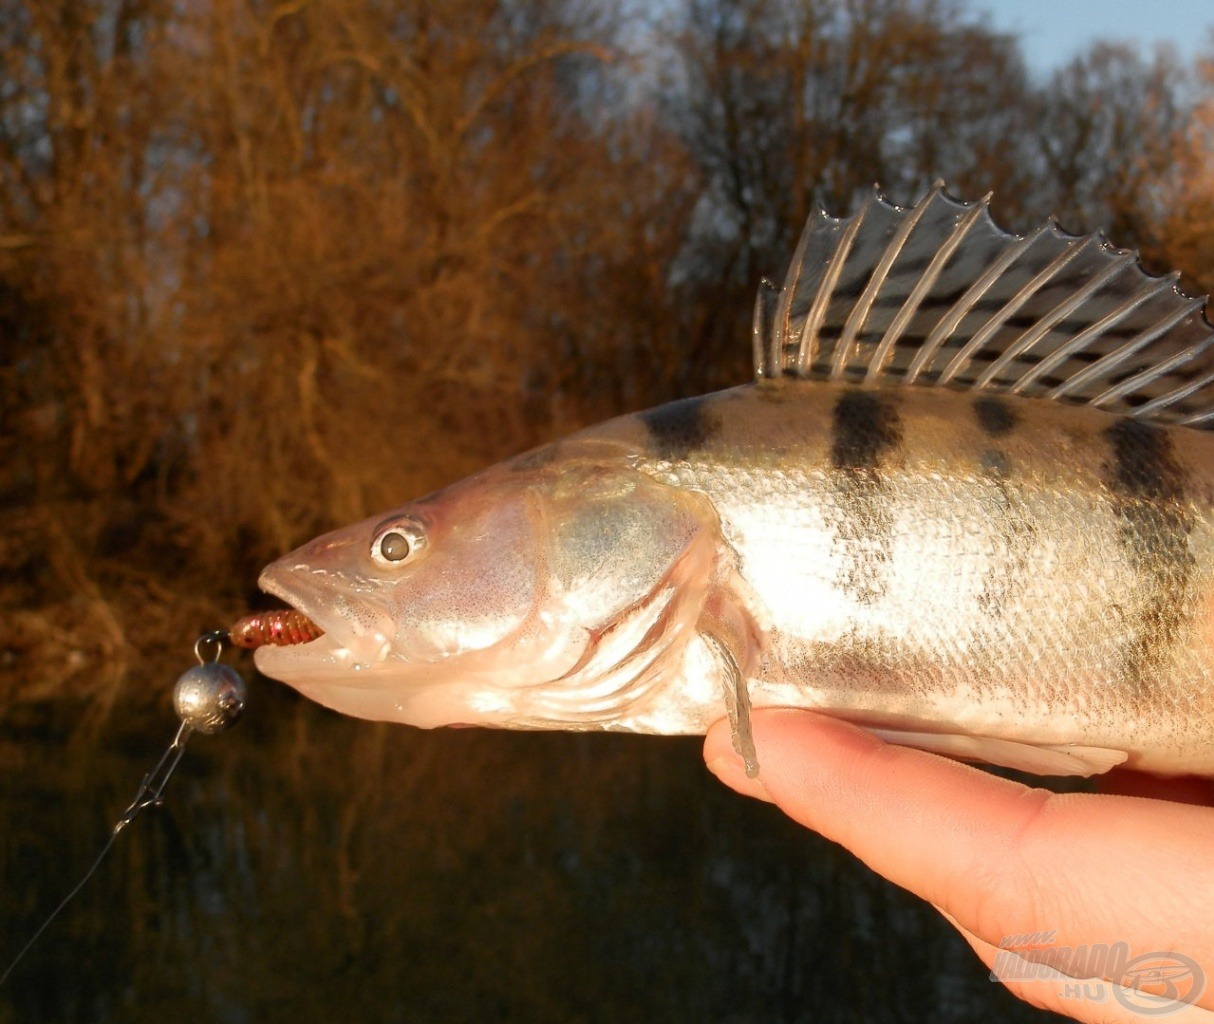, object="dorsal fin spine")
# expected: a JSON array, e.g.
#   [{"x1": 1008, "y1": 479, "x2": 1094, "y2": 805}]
[
  {"x1": 1045, "y1": 288, "x2": 1196, "y2": 400},
  {"x1": 976, "y1": 248, "x2": 1136, "y2": 389},
  {"x1": 831, "y1": 188, "x2": 933, "y2": 380},
  {"x1": 1011, "y1": 272, "x2": 1171, "y2": 395},
  {"x1": 934, "y1": 226, "x2": 1051, "y2": 385},
  {"x1": 751, "y1": 278, "x2": 779, "y2": 379},
  {"x1": 878, "y1": 195, "x2": 987, "y2": 384},
  {"x1": 1181, "y1": 405, "x2": 1214, "y2": 427},
  {"x1": 798, "y1": 205, "x2": 866, "y2": 377},
  {"x1": 1092, "y1": 330, "x2": 1214, "y2": 408},
  {"x1": 771, "y1": 213, "x2": 817, "y2": 376},
  {"x1": 1135, "y1": 359, "x2": 1214, "y2": 417}
]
